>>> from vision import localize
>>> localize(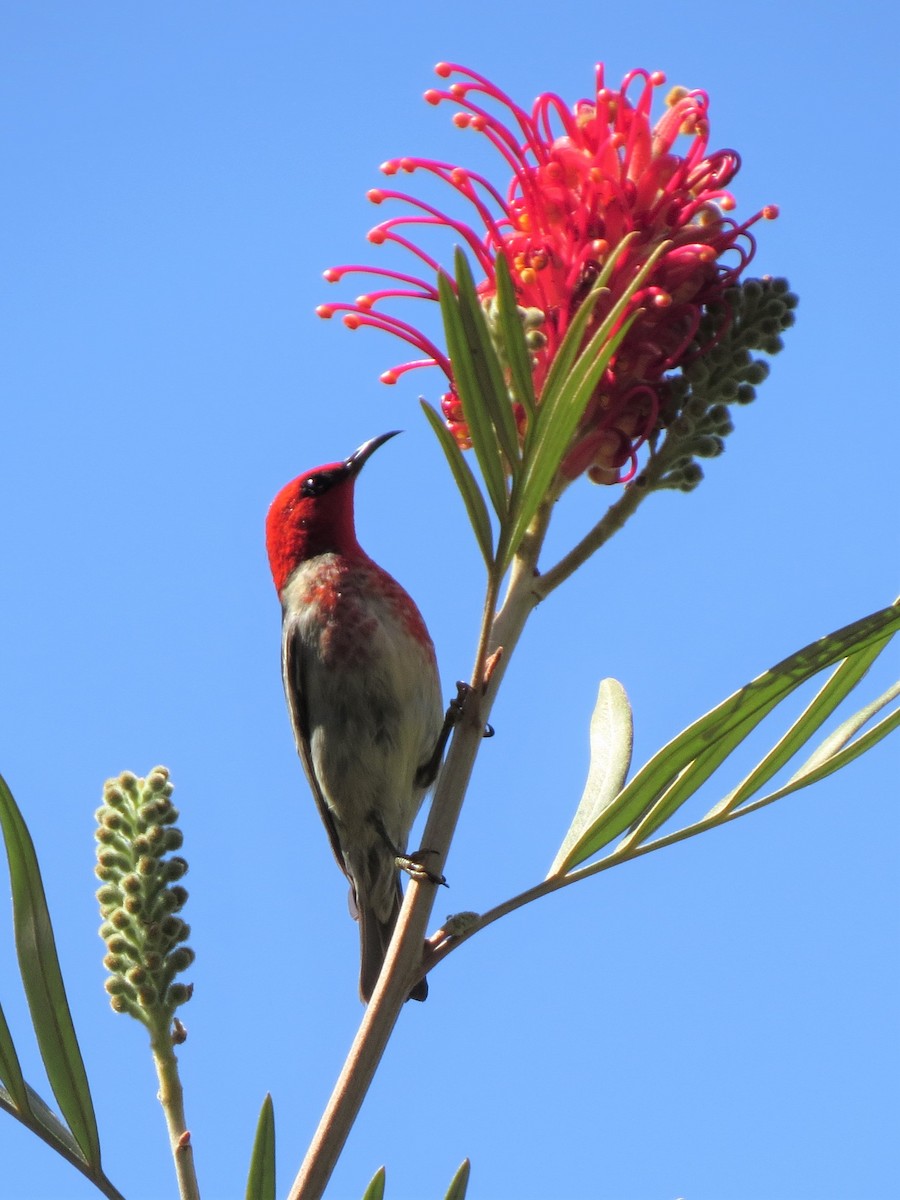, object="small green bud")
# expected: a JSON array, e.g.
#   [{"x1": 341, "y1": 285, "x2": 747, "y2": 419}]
[
  {"x1": 103, "y1": 784, "x2": 126, "y2": 809},
  {"x1": 162, "y1": 857, "x2": 188, "y2": 883},
  {"x1": 96, "y1": 848, "x2": 130, "y2": 872},
  {"x1": 119, "y1": 772, "x2": 140, "y2": 796},
  {"x1": 166, "y1": 983, "x2": 194, "y2": 1008},
  {"x1": 167, "y1": 946, "x2": 195, "y2": 973},
  {"x1": 162, "y1": 828, "x2": 184, "y2": 852},
  {"x1": 146, "y1": 768, "x2": 170, "y2": 793},
  {"x1": 735, "y1": 383, "x2": 756, "y2": 404}
]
